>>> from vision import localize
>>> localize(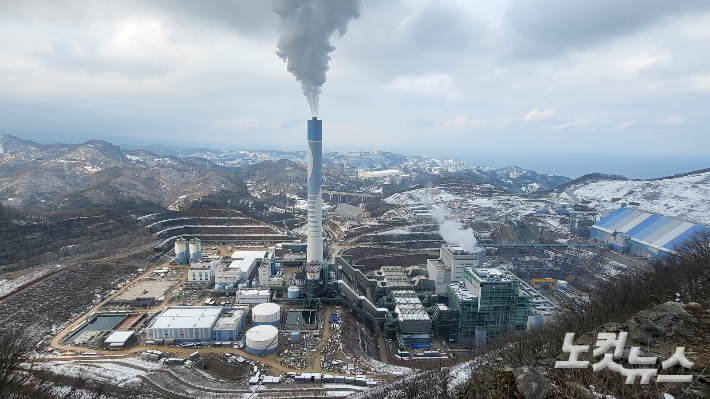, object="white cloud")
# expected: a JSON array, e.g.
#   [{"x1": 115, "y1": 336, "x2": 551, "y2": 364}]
[
  {"x1": 621, "y1": 53, "x2": 667, "y2": 74},
  {"x1": 103, "y1": 17, "x2": 168, "y2": 59},
  {"x1": 523, "y1": 108, "x2": 555, "y2": 120},
  {"x1": 444, "y1": 114, "x2": 514, "y2": 129},
  {"x1": 553, "y1": 118, "x2": 595, "y2": 130},
  {"x1": 618, "y1": 121, "x2": 635, "y2": 129},
  {"x1": 386, "y1": 73, "x2": 454, "y2": 97},
  {"x1": 660, "y1": 114, "x2": 685, "y2": 126}
]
